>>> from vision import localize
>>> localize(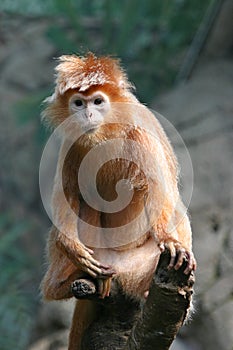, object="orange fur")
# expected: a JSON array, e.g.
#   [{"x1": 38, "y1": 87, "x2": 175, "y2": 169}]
[
  {"x1": 53, "y1": 53, "x2": 134, "y2": 97},
  {"x1": 41, "y1": 53, "x2": 196, "y2": 350}
]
